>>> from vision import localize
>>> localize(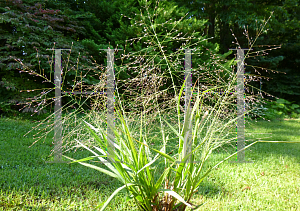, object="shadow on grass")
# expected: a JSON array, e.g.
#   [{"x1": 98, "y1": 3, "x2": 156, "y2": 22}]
[{"x1": 243, "y1": 119, "x2": 300, "y2": 163}]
